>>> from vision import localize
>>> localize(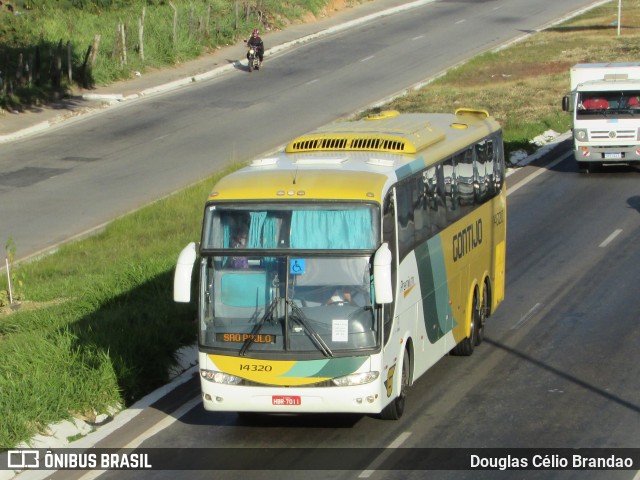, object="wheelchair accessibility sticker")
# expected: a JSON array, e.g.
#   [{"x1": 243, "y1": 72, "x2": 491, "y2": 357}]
[{"x1": 290, "y1": 259, "x2": 306, "y2": 275}]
